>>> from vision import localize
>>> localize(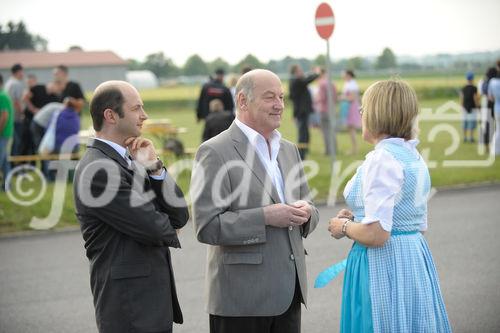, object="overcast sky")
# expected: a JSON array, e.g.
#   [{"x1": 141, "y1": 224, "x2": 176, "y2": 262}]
[{"x1": 2, "y1": 0, "x2": 499, "y2": 65}]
